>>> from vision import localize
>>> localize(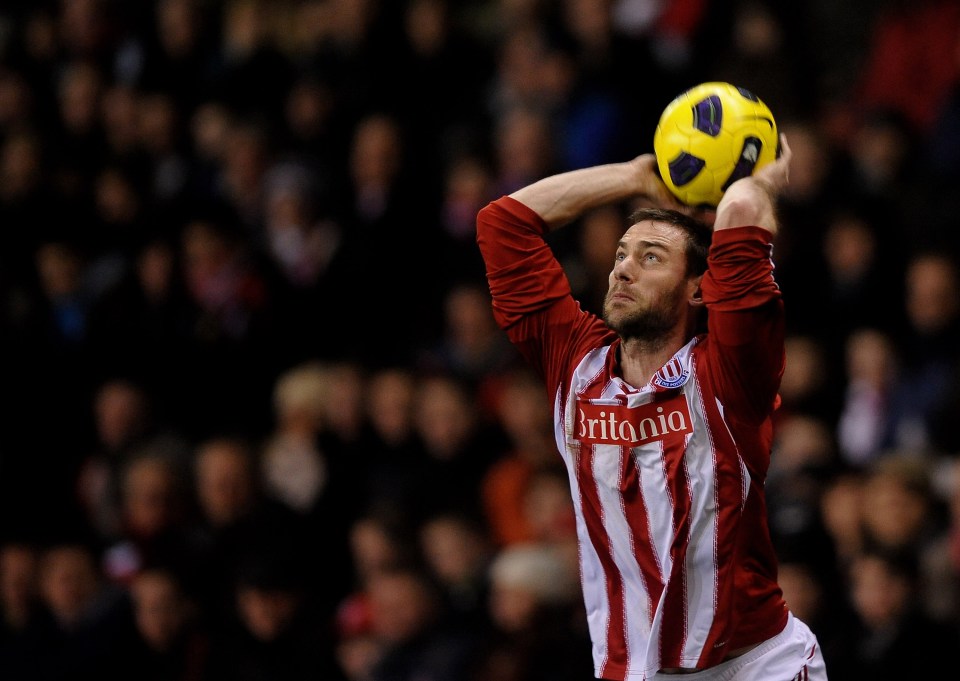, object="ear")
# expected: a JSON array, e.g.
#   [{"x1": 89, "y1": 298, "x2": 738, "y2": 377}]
[{"x1": 688, "y1": 275, "x2": 704, "y2": 307}]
